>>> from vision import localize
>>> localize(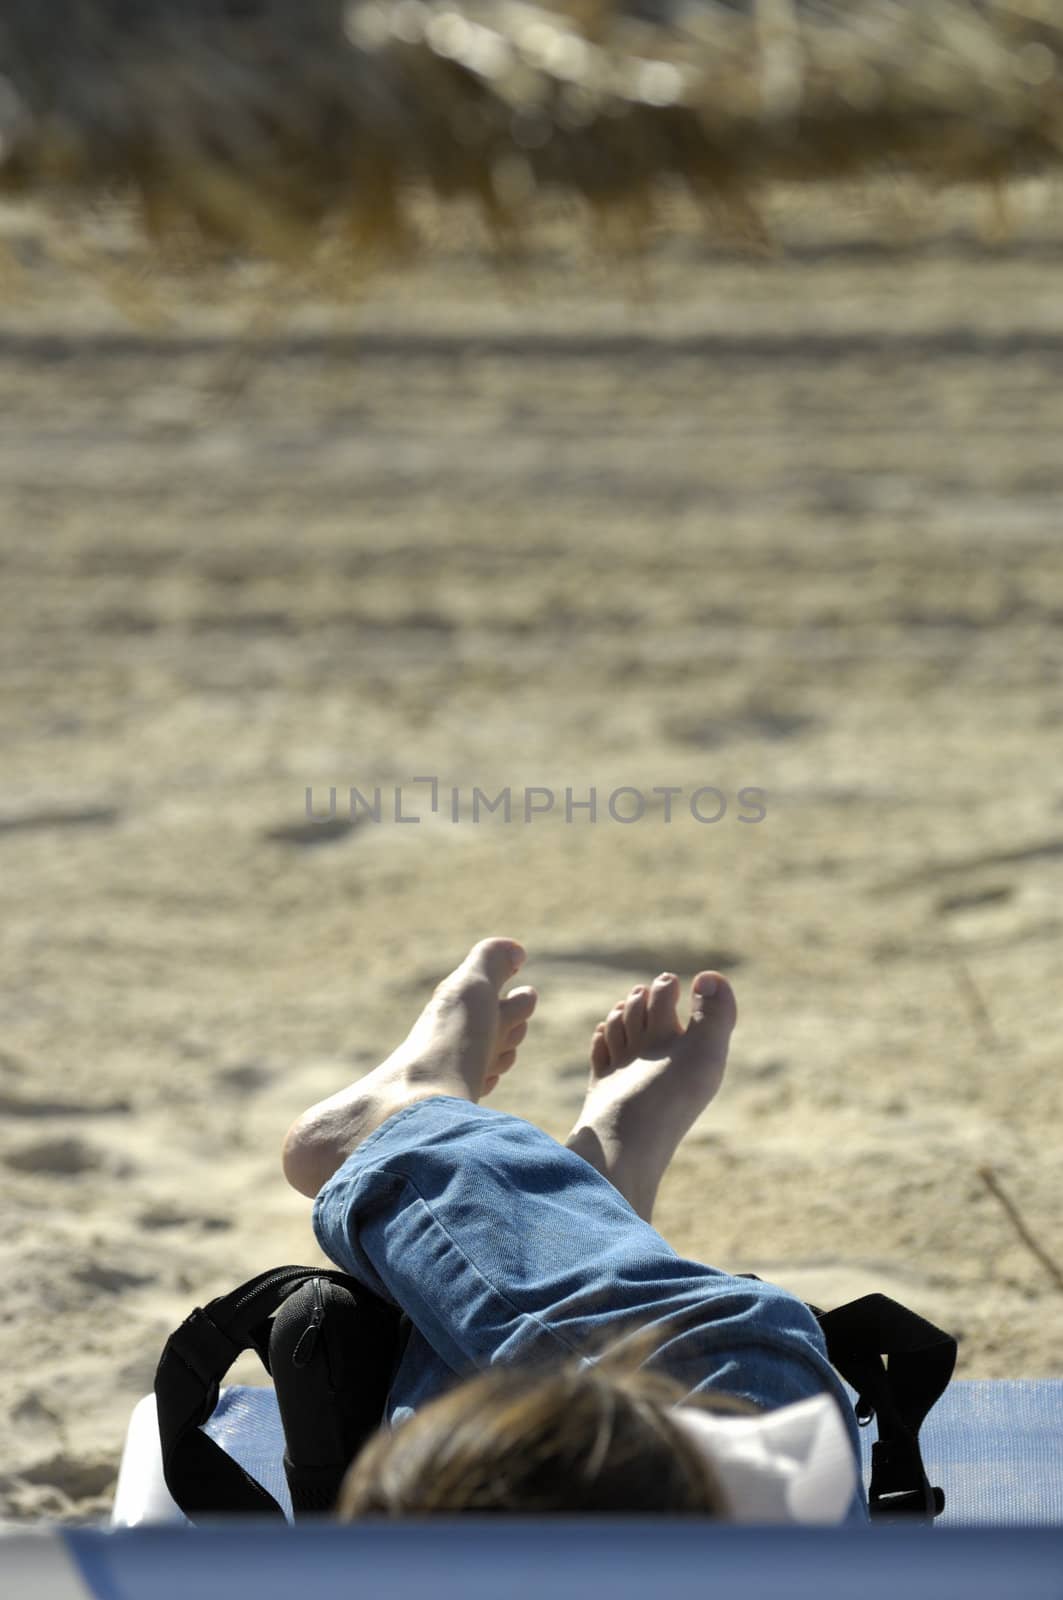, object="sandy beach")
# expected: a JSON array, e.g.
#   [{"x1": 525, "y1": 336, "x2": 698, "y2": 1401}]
[{"x1": 1, "y1": 181, "x2": 1061, "y2": 1522}]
